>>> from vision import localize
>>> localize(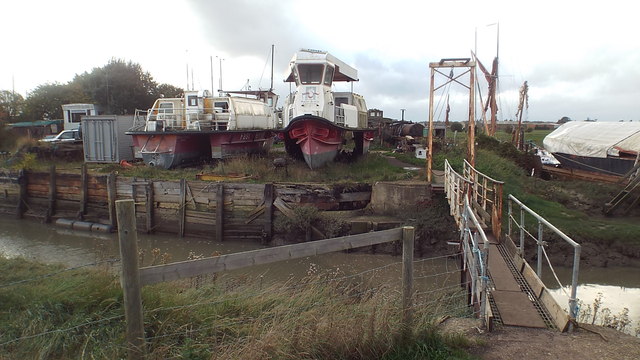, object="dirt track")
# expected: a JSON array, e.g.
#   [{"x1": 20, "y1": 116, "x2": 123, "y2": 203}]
[{"x1": 440, "y1": 318, "x2": 640, "y2": 360}]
